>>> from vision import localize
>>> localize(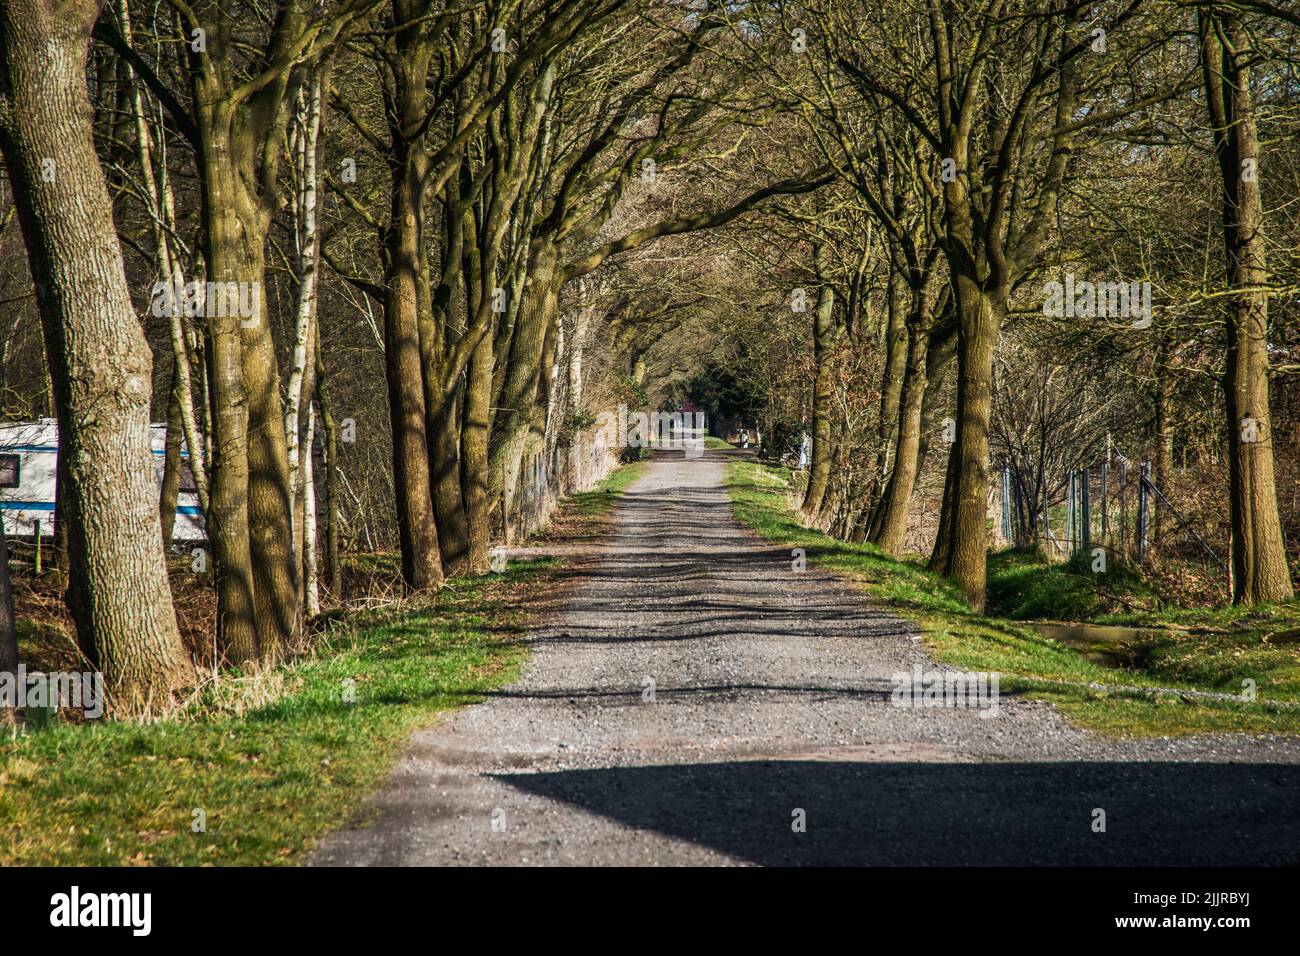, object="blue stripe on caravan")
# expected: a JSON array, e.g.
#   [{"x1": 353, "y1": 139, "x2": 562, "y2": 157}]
[
  {"x1": 1, "y1": 447, "x2": 188, "y2": 456},
  {"x1": 0, "y1": 501, "x2": 202, "y2": 516}
]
